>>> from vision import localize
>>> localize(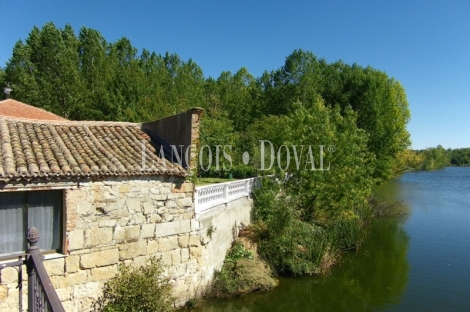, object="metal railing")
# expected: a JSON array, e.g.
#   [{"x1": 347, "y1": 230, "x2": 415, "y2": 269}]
[
  {"x1": 194, "y1": 177, "x2": 261, "y2": 217},
  {"x1": 0, "y1": 227, "x2": 65, "y2": 312}
]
